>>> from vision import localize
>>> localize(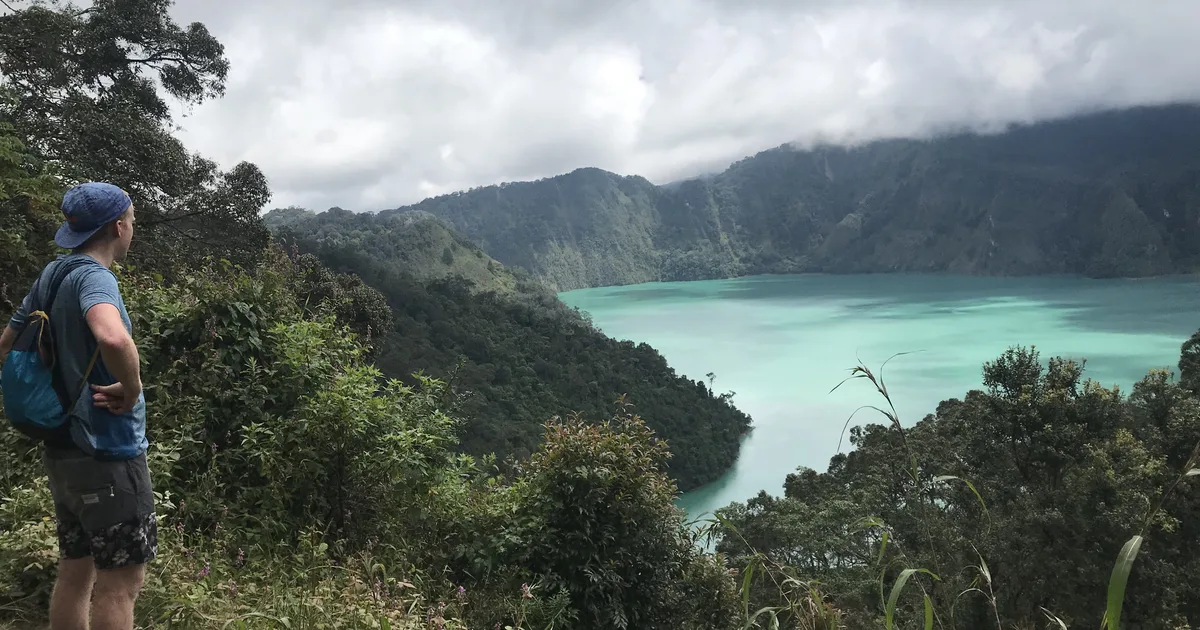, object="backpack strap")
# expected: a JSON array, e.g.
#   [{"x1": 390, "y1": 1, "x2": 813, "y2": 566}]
[
  {"x1": 32, "y1": 257, "x2": 105, "y2": 416},
  {"x1": 36, "y1": 256, "x2": 94, "y2": 315},
  {"x1": 73, "y1": 346, "x2": 102, "y2": 406}
]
